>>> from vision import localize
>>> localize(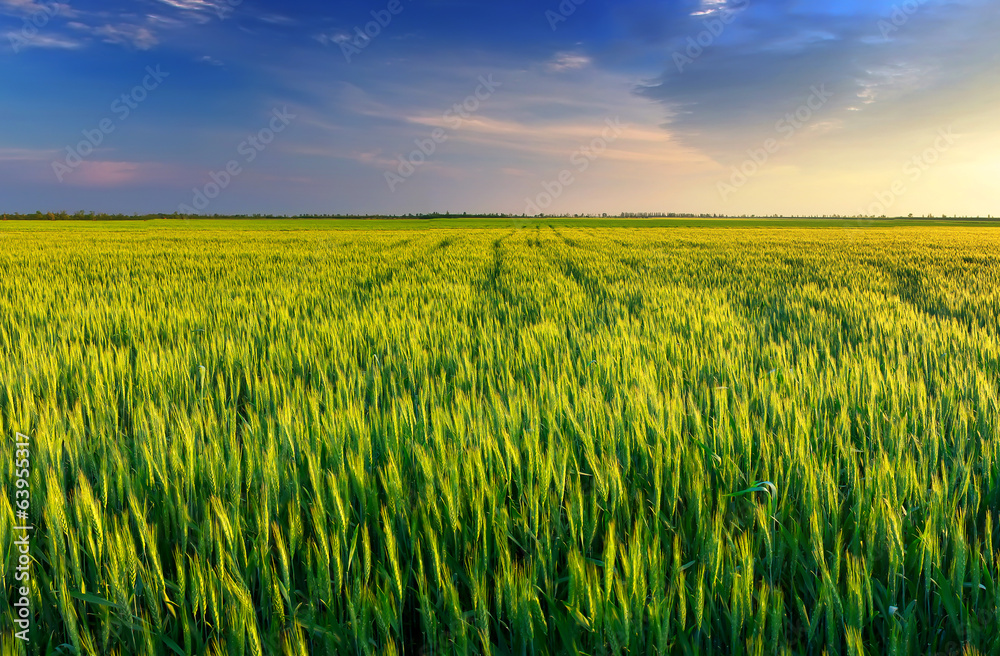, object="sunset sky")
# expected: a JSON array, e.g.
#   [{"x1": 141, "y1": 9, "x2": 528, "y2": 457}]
[{"x1": 1, "y1": 0, "x2": 998, "y2": 216}]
